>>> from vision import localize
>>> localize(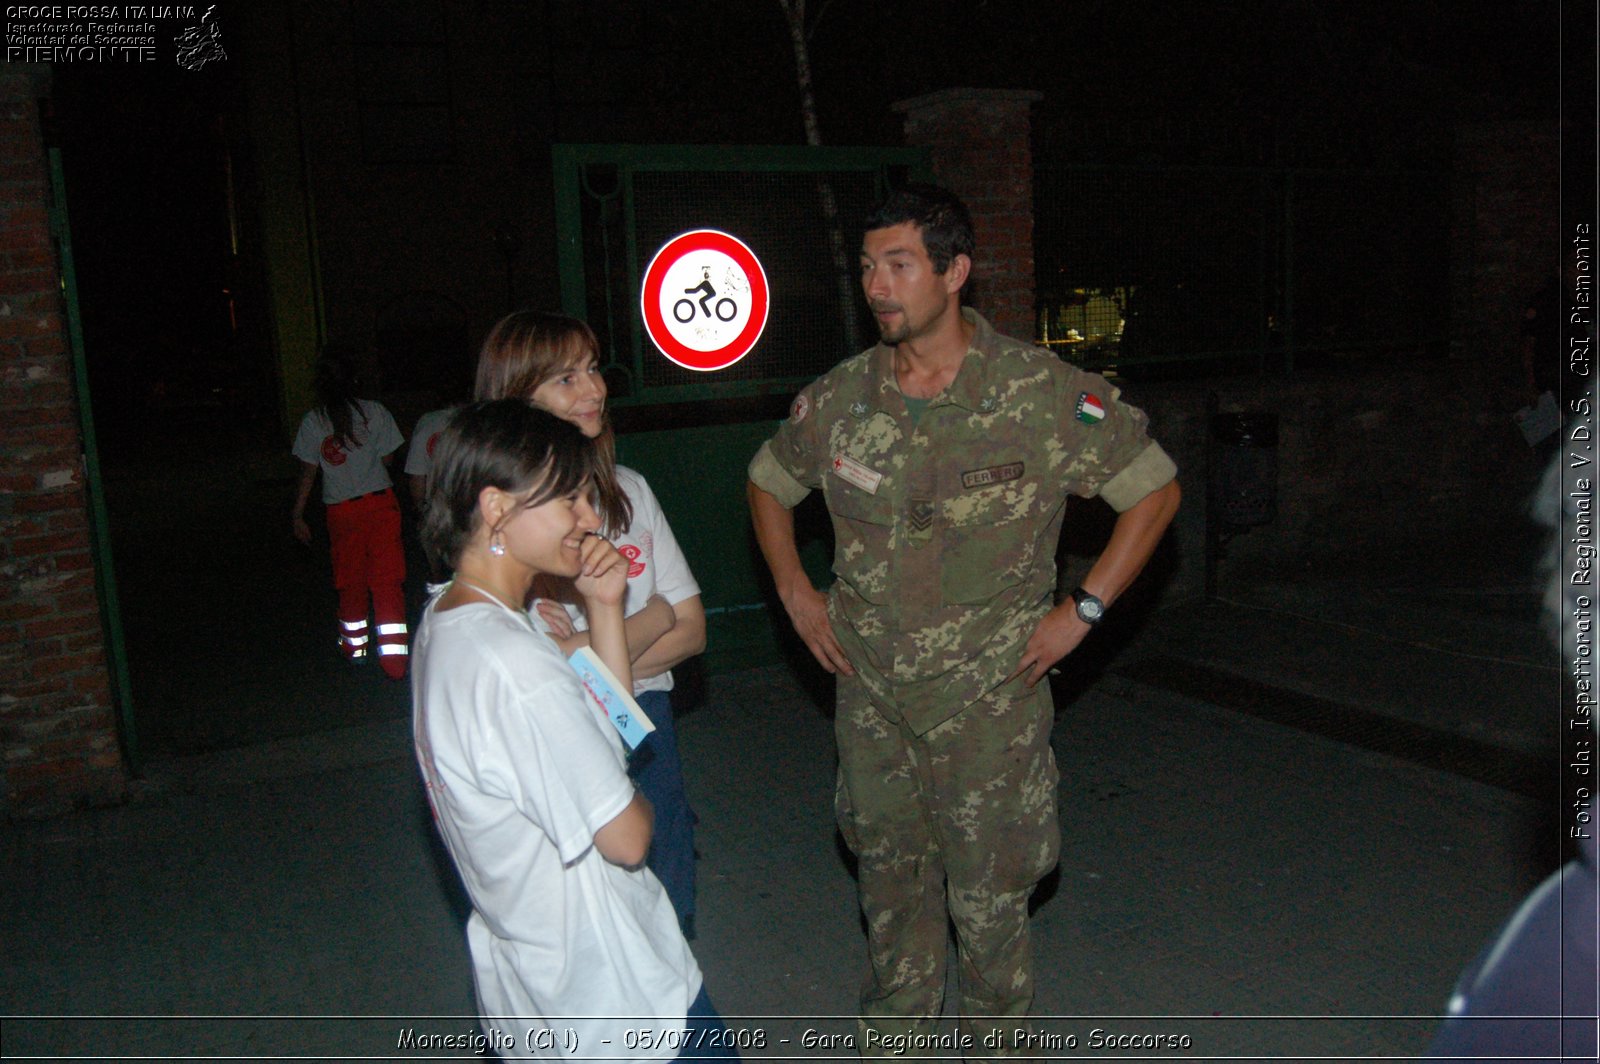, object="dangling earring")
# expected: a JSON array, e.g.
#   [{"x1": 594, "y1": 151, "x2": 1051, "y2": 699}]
[{"x1": 489, "y1": 532, "x2": 506, "y2": 557}]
